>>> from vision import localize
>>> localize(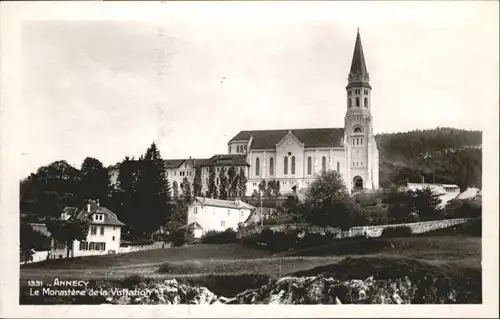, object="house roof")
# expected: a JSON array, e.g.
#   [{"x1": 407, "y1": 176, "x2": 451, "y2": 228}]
[
  {"x1": 229, "y1": 128, "x2": 345, "y2": 150},
  {"x1": 178, "y1": 221, "x2": 203, "y2": 230},
  {"x1": 202, "y1": 154, "x2": 249, "y2": 167},
  {"x1": 164, "y1": 159, "x2": 188, "y2": 169},
  {"x1": 193, "y1": 197, "x2": 254, "y2": 210},
  {"x1": 72, "y1": 200, "x2": 125, "y2": 227},
  {"x1": 63, "y1": 207, "x2": 79, "y2": 217}
]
